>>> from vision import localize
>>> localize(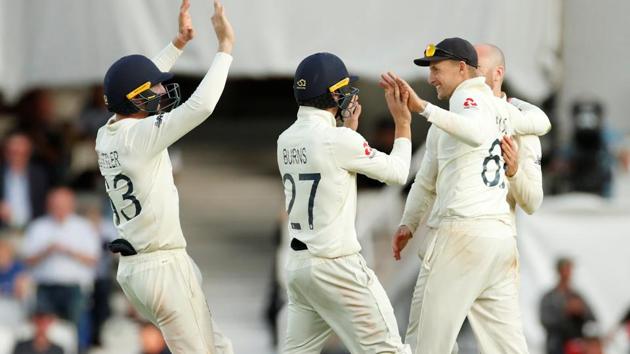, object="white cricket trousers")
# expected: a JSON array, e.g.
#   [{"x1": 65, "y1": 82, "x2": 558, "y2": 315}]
[
  {"x1": 283, "y1": 250, "x2": 411, "y2": 354},
  {"x1": 406, "y1": 220, "x2": 528, "y2": 354},
  {"x1": 117, "y1": 248, "x2": 233, "y2": 354}
]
